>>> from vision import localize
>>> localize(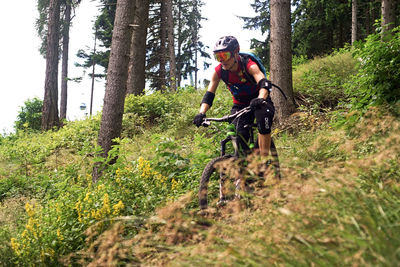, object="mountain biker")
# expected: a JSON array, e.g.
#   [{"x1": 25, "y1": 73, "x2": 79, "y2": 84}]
[{"x1": 193, "y1": 36, "x2": 275, "y2": 156}]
